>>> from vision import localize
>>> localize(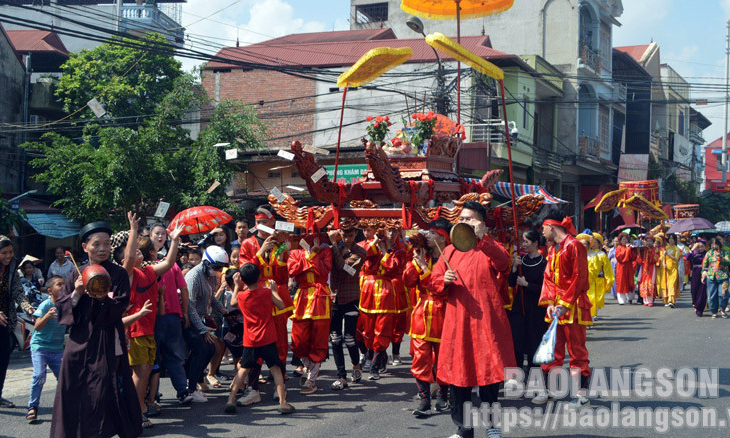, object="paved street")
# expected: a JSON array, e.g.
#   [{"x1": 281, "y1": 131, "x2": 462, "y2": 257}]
[{"x1": 2, "y1": 286, "x2": 730, "y2": 437}]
